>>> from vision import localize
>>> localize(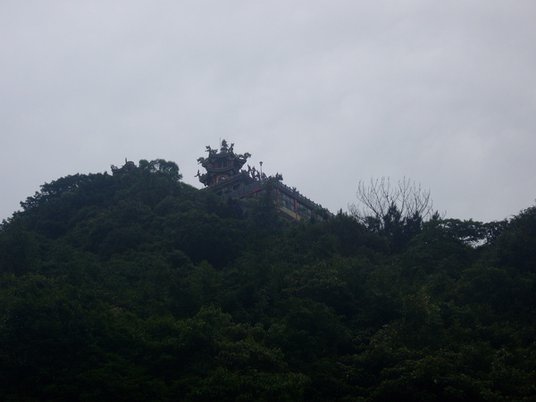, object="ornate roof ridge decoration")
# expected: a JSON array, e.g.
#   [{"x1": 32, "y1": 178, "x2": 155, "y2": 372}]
[
  {"x1": 272, "y1": 180, "x2": 325, "y2": 211},
  {"x1": 197, "y1": 139, "x2": 251, "y2": 167}
]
